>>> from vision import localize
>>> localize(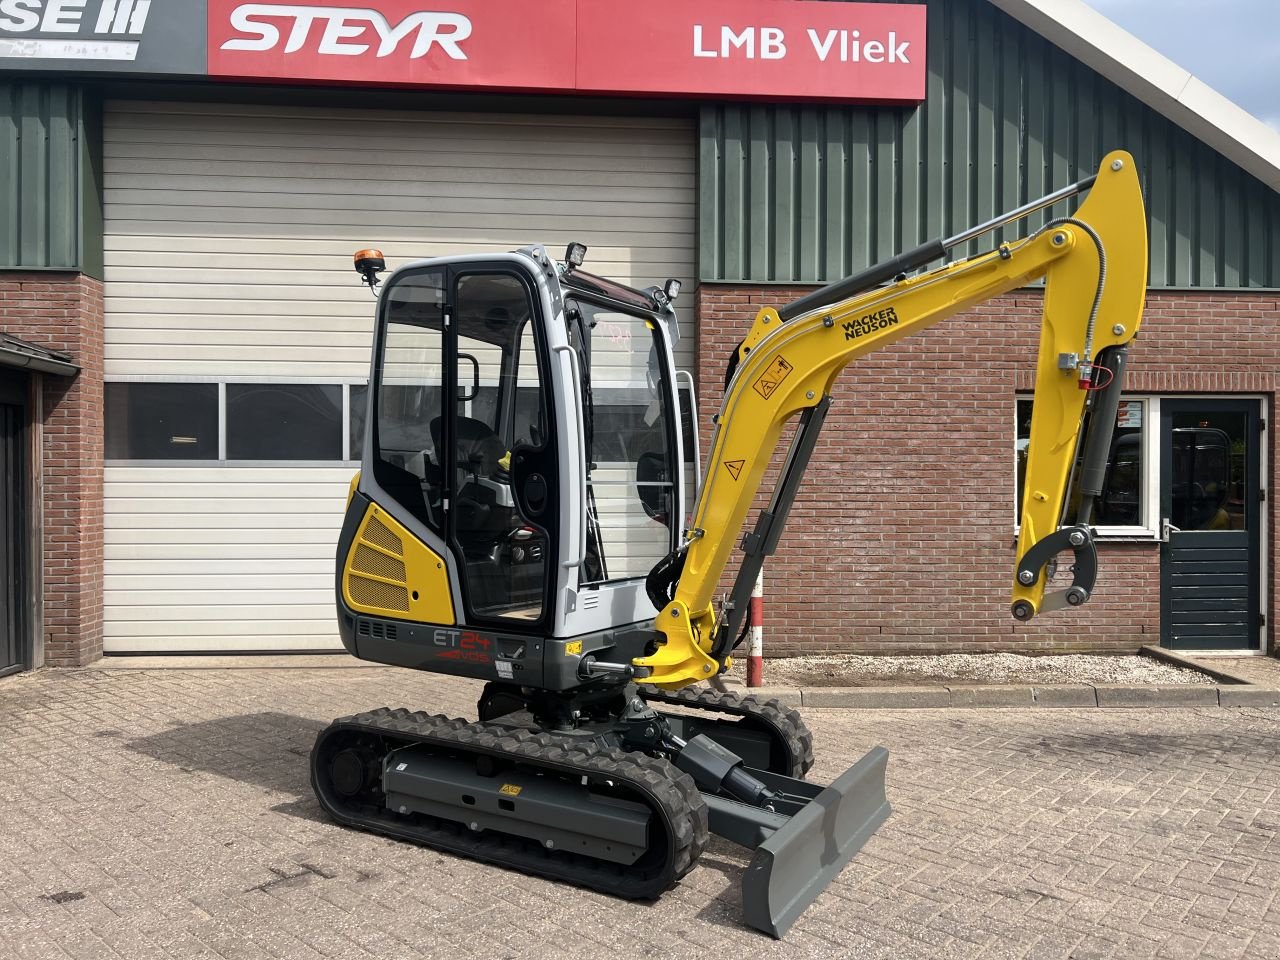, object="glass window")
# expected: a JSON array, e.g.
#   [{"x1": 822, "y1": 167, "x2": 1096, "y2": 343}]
[
  {"x1": 350, "y1": 383, "x2": 368, "y2": 461},
  {"x1": 1171, "y1": 412, "x2": 1245, "y2": 531},
  {"x1": 374, "y1": 267, "x2": 446, "y2": 531},
  {"x1": 453, "y1": 272, "x2": 546, "y2": 621},
  {"x1": 678, "y1": 380, "x2": 700, "y2": 524},
  {"x1": 1015, "y1": 396, "x2": 1145, "y2": 529},
  {"x1": 105, "y1": 383, "x2": 218, "y2": 460},
  {"x1": 226, "y1": 384, "x2": 342, "y2": 460},
  {"x1": 568, "y1": 299, "x2": 676, "y2": 583}
]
